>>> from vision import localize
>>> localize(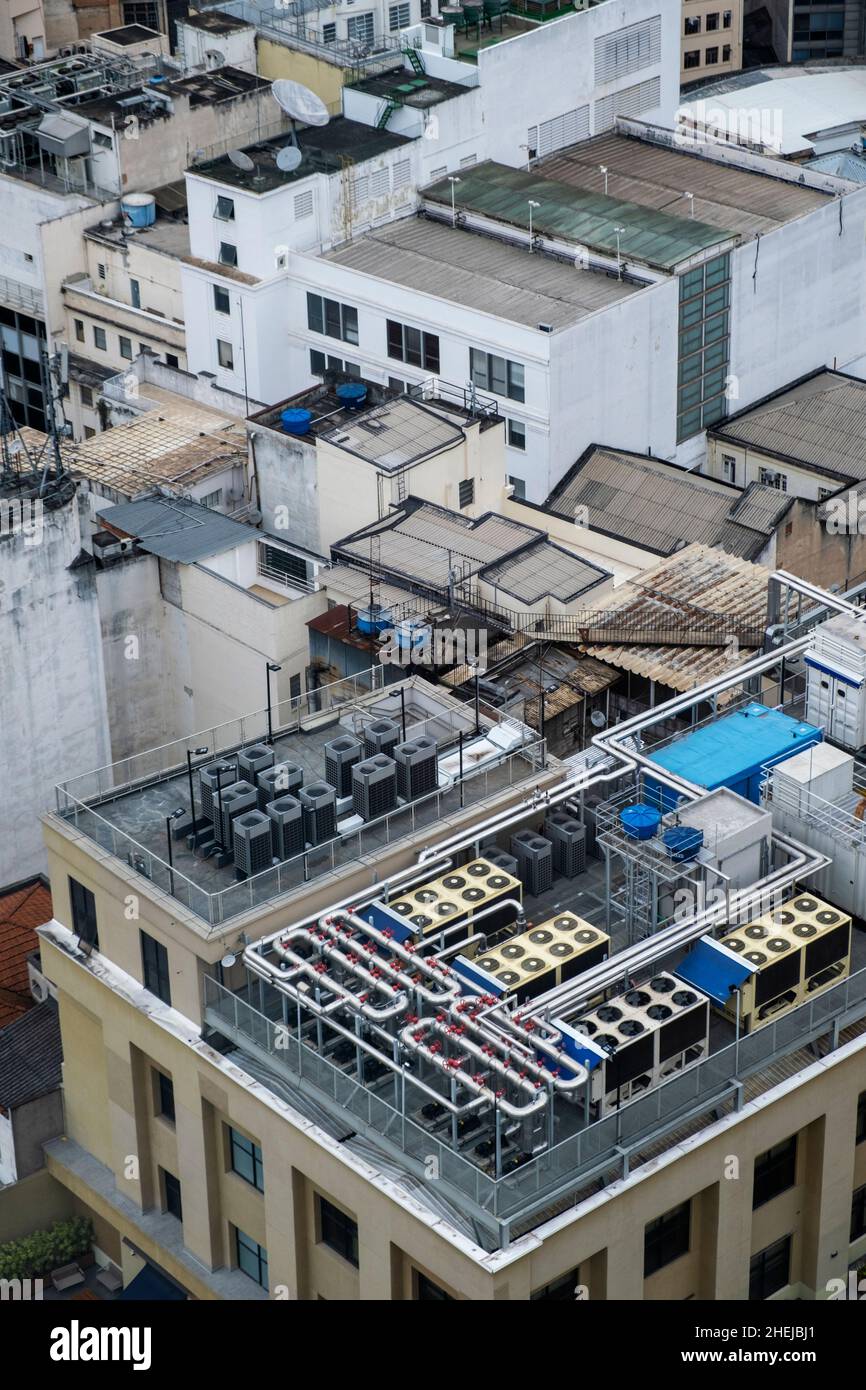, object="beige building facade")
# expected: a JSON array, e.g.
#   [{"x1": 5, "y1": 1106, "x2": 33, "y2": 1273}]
[{"x1": 681, "y1": 0, "x2": 743, "y2": 81}]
